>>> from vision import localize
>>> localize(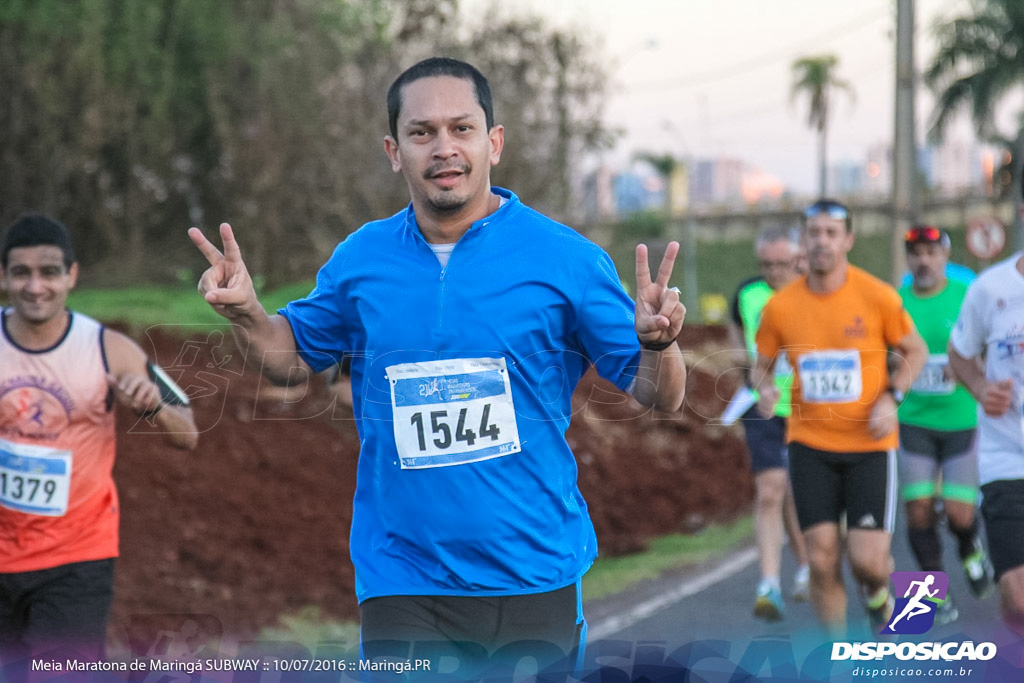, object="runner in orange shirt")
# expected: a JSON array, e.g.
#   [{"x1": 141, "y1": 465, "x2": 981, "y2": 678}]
[
  {"x1": 0, "y1": 215, "x2": 198, "y2": 664},
  {"x1": 753, "y1": 199, "x2": 927, "y2": 636}
]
